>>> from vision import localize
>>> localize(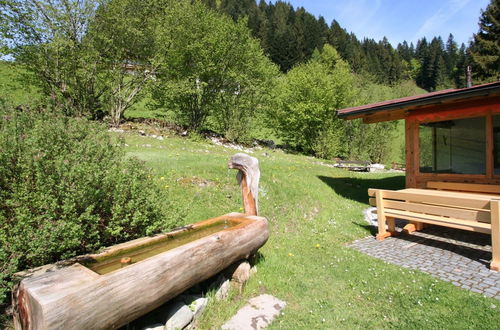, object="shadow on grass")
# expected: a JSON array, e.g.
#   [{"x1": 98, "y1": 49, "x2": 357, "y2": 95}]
[{"x1": 317, "y1": 175, "x2": 405, "y2": 204}]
